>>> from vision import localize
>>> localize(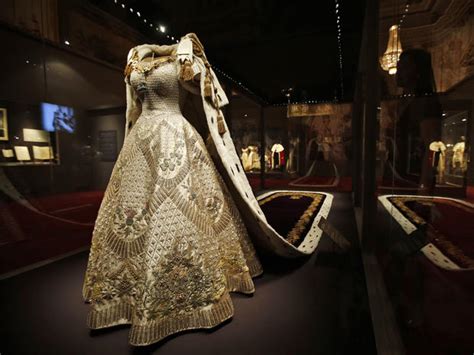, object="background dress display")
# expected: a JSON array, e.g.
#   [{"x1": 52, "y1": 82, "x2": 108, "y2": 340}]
[
  {"x1": 270, "y1": 143, "x2": 285, "y2": 170},
  {"x1": 453, "y1": 140, "x2": 466, "y2": 171},
  {"x1": 82, "y1": 41, "x2": 262, "y2": 346},
  {"x1": 429, "y1": 141, "x2": 446, "y2": 183},
  {"x1": 248, "y1": 145, "x2": 261, "y2": 171},
  {"x1": 241, "y1": 147, "x2": 251, "y2": 171}
]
